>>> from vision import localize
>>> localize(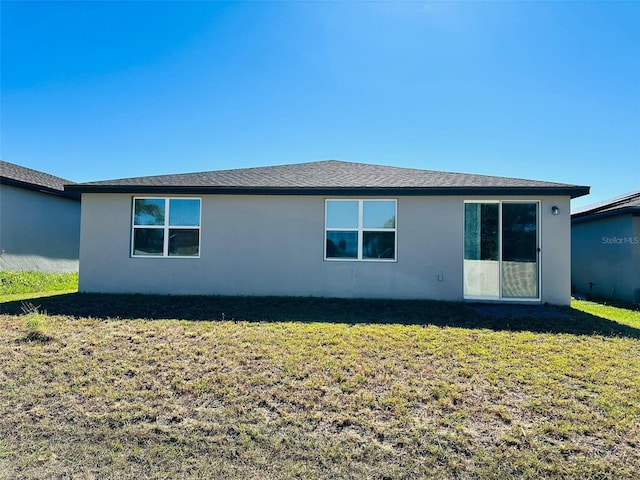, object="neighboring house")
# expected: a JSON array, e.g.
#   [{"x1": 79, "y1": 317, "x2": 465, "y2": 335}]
[
  {"x1": 66, "y1": 160, "x2": 589, "y2": 305},
  {"x1": 571, "y1": 191, "x2": 640, "y2": 304},
  {"x1": 0, "y1": 160, "x2": 81, "y2": 272}
]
